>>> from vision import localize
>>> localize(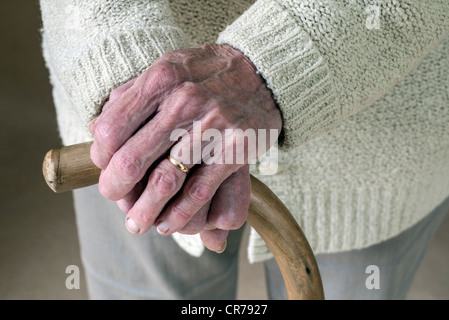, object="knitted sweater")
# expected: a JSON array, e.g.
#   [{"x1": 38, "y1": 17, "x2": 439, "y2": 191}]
[{"x1": 40, "y1": 0, "x2": 449, "y2": 263}]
